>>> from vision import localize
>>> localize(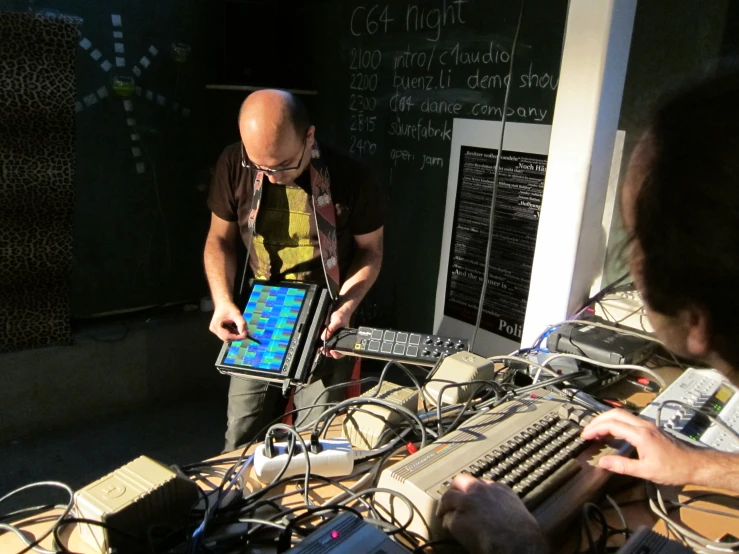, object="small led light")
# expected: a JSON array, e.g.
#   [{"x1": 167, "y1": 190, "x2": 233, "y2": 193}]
[{"x1": 330, "y1": 530, "x2": 340, "y2": 539}]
